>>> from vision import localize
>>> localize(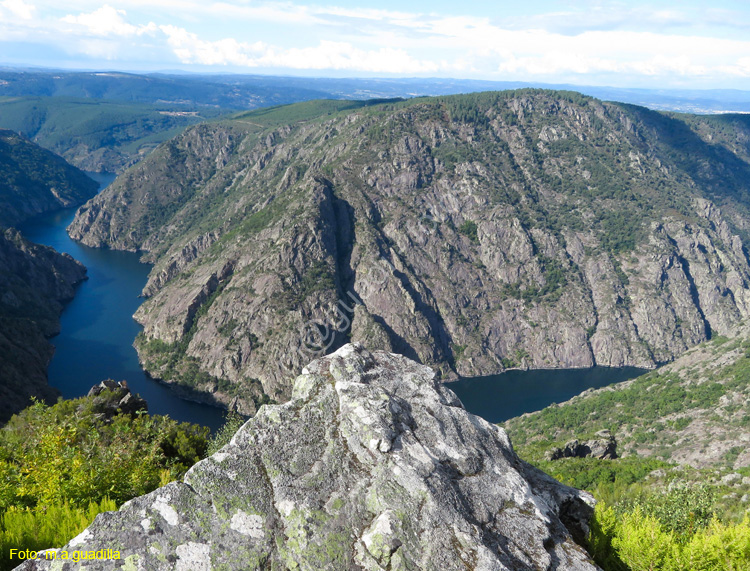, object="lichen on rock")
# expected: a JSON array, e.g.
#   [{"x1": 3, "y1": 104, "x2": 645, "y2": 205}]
[{"x1": 16, "y1": 344, "x2": 598, "y2": 570}]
